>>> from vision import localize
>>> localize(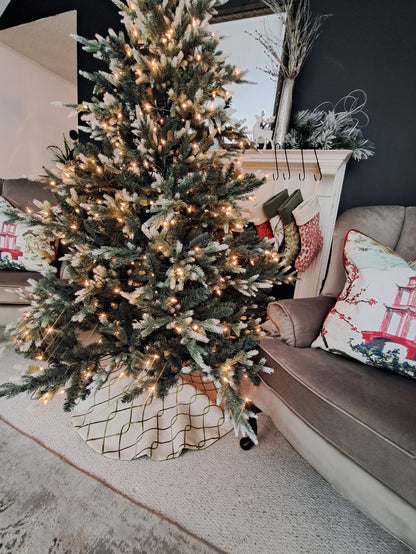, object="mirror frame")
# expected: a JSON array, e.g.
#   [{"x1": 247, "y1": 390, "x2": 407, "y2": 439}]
[{"x1": 213, "y1": 1, "x2": 271, "y2": 23}]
